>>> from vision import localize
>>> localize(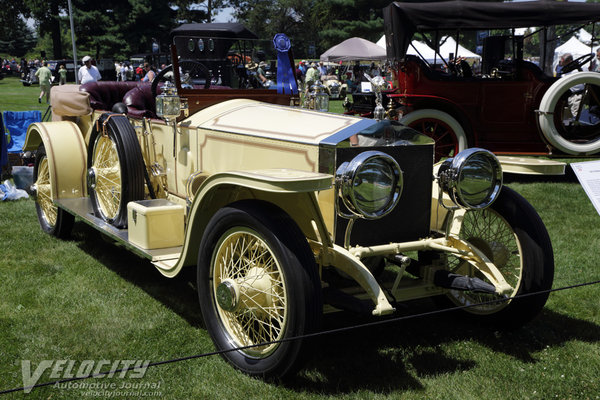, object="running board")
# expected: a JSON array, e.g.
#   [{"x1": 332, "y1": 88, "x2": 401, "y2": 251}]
[
  {"x1": 497, "y1": 156, "x2": 566, "y2": 175},
  {"x1": 55, "y1": 198, "x2": 182, "y2": 263}
]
